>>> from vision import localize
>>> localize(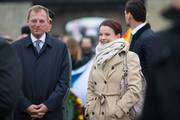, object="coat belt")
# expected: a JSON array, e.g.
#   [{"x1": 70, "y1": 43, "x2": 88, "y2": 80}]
[{"x1": 94, "y1": 91, "x2": 121, "y2": 105}]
